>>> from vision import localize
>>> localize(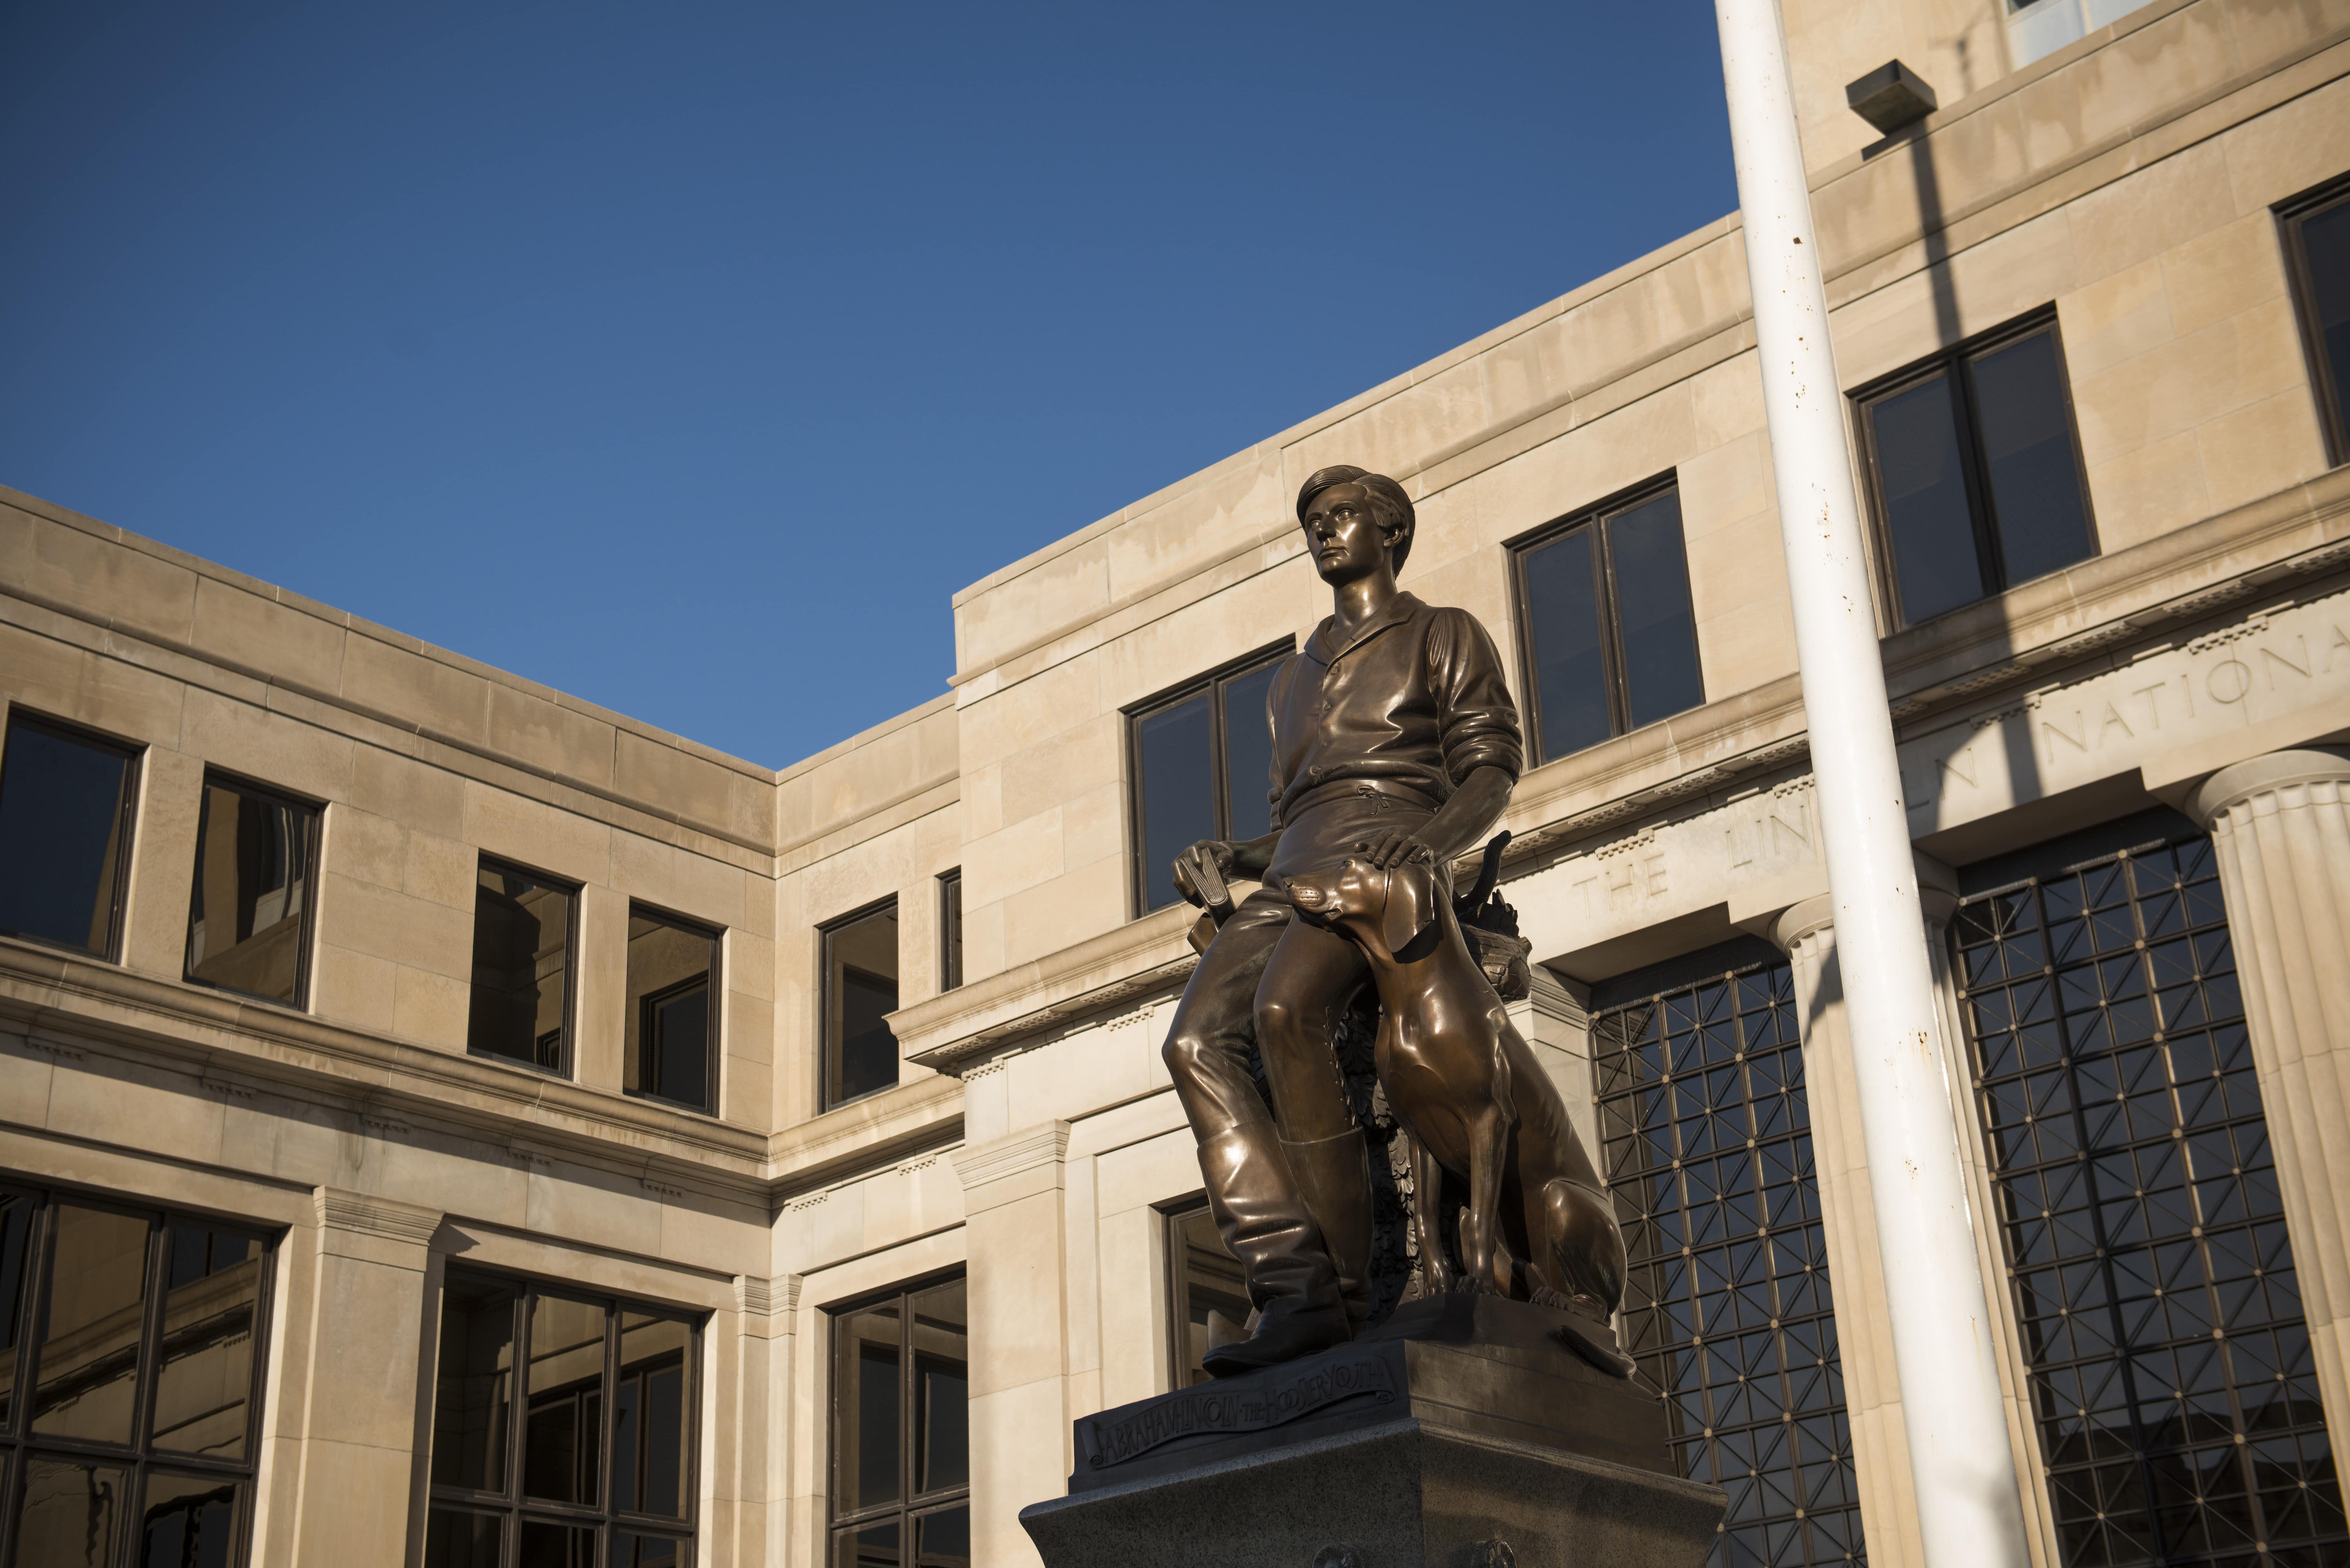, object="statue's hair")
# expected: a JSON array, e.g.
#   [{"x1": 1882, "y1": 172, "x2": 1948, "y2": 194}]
[{"x1": 1296, "y1": 465, "x2": 1415, "y2": 576}]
